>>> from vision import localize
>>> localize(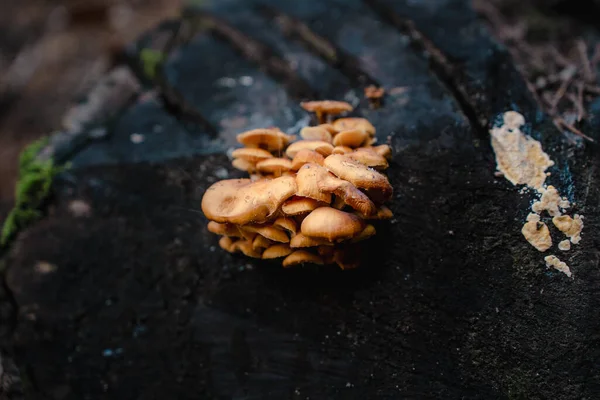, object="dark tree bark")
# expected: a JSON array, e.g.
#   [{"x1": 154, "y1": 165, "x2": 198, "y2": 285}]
[{"x1": 1, "y1": 0, "x2": 599, "y2": 399}]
